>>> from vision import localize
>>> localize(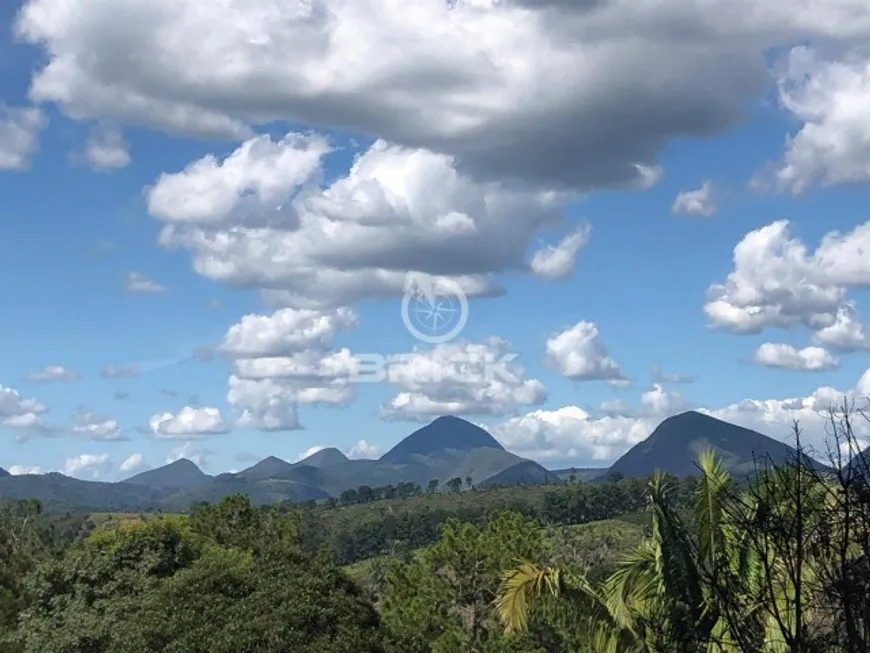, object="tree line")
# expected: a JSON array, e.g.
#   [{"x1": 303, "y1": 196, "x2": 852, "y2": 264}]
[{"x1": 2, "y1": 408, "x2": 870, "y2": 651}]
